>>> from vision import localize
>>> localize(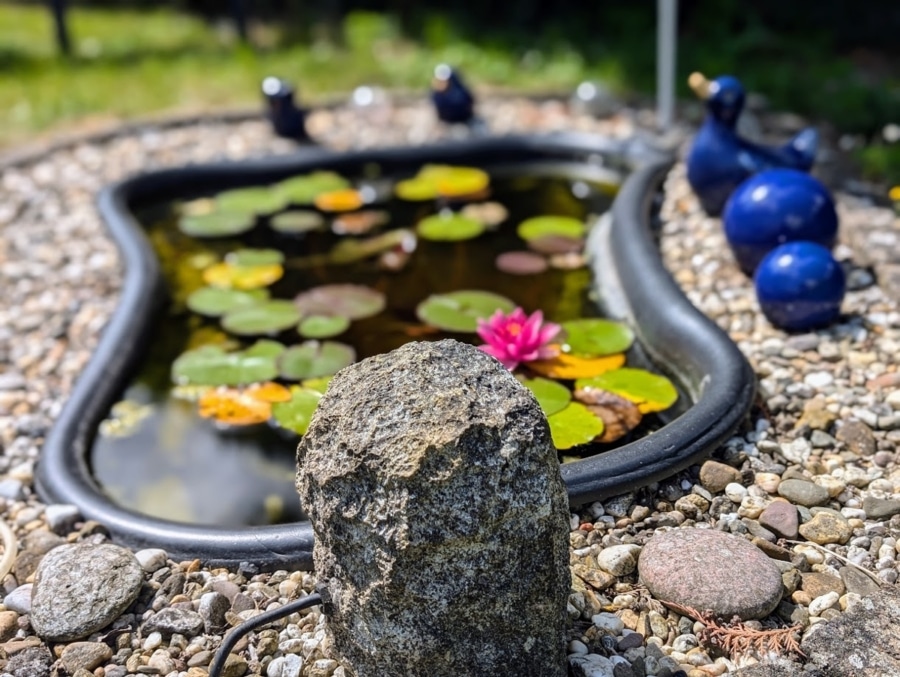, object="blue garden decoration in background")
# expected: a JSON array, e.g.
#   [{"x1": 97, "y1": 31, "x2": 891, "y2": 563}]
[{"x1": 685, "y1": 72, "x2": 818, "y2": 216}]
